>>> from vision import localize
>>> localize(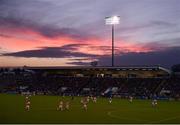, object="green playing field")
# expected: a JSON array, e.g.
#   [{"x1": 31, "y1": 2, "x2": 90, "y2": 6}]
[{"x1": 0, "y1": 94, "x2": 180, "y2": 124}]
